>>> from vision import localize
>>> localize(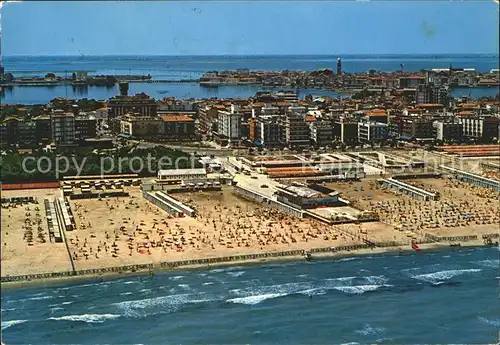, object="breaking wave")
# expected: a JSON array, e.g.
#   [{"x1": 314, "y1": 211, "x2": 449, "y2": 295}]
[
  {"x1": 113, "y1": 293, "x2": 214, "y2": 317},
  {"x1": 48, "y1": 313, "x2": 121, "y2": 323},
  {"x1": 1, "y1": 319, "x2": 28, "y2": 330},
  {"x1": 227, "y1": 293, "x2": 287, "y2": 305},
  {"x1": 354, "y1": 323, "x2": 386, "y2": 336},
  {"x1": 411, "y1": 269, "x2": 482, "y2": 284},
  {"x1": 333, "y1": 285, "x2": 391, "y2": 295},
  {"x1": 478, "y1": 316, "x2": 500, "y2": 328}
]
